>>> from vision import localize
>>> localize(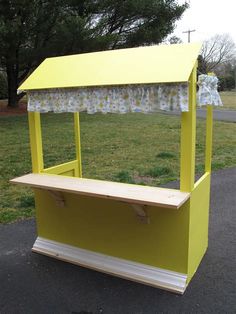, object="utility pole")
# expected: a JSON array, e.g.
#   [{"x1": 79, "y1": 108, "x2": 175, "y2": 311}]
[{"x1": 183, "y1": 29, "x2": 196, "y2": 43}]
